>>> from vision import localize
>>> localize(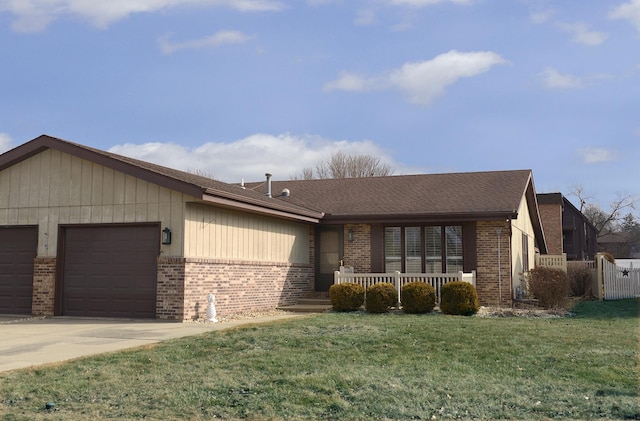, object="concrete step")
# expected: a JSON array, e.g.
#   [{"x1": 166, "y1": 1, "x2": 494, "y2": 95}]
[{"x1": 277, "y1": 298, "x2": 332, "y2": 313}]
